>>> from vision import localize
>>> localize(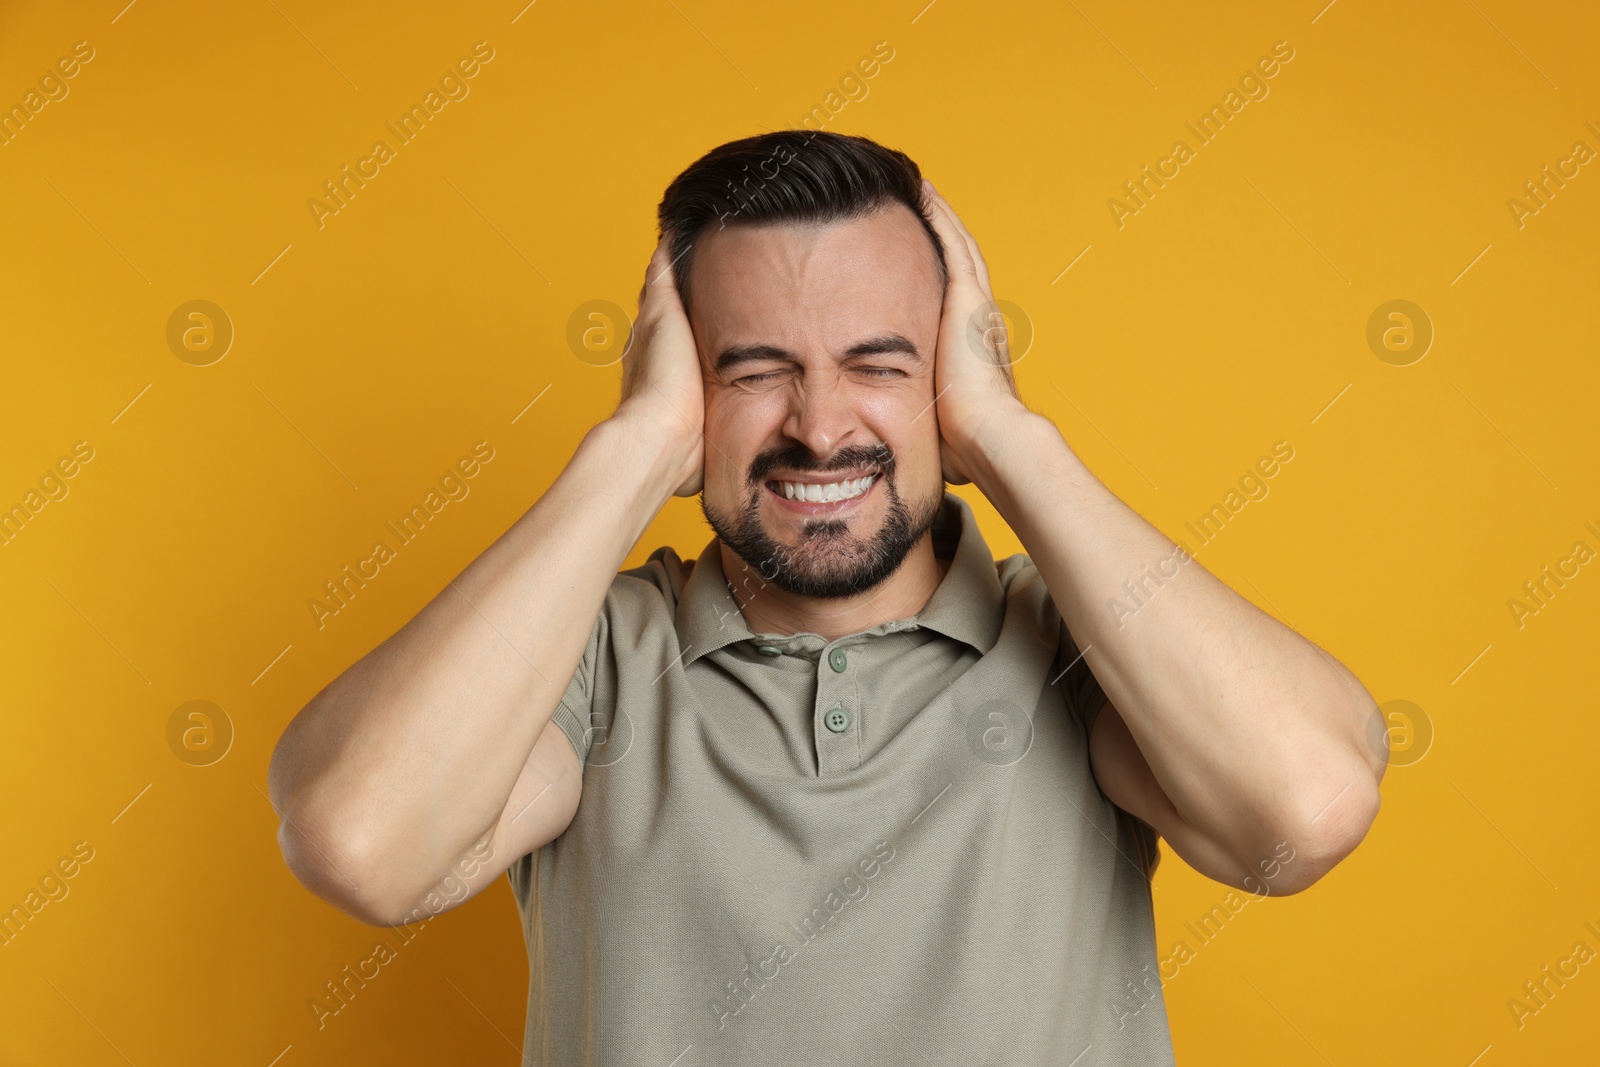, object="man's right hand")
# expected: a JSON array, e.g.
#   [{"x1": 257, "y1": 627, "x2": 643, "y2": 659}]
[{"x1": 615, "y1": 234, "x2": 706, "y2": 498}]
